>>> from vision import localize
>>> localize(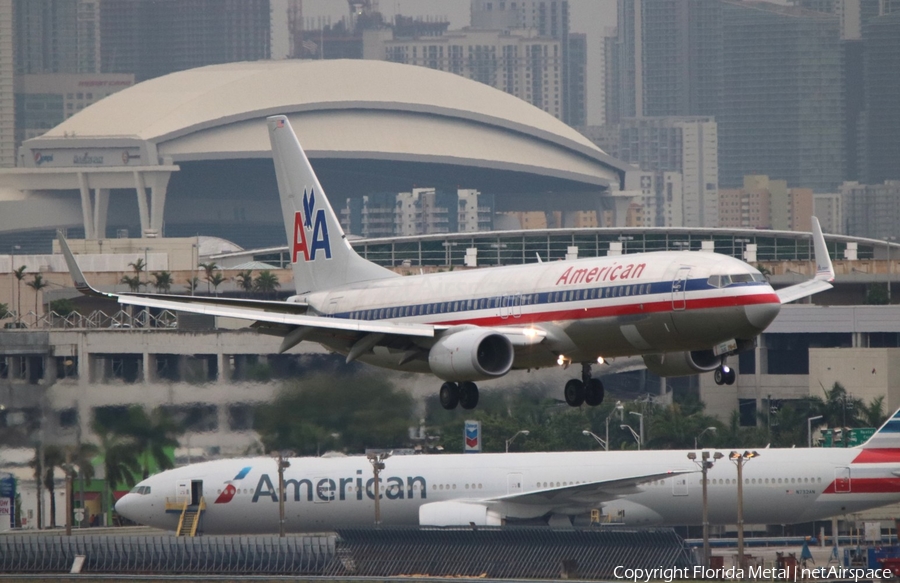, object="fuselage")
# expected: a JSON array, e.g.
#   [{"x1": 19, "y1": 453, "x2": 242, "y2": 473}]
[
  {"x1": 116, "y1": 448, "x2": 900, "y2": 534},
  {"x1": 299, "y1": 250, "x2": 780, "y2": 371}
]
